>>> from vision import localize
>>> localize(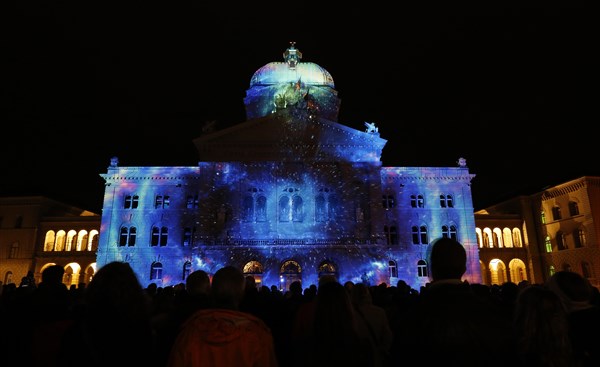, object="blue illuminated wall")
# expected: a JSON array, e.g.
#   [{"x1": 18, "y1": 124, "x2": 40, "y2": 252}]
[{"x1": 96, "y1": 44, "x2": 481, "y2": 291}]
